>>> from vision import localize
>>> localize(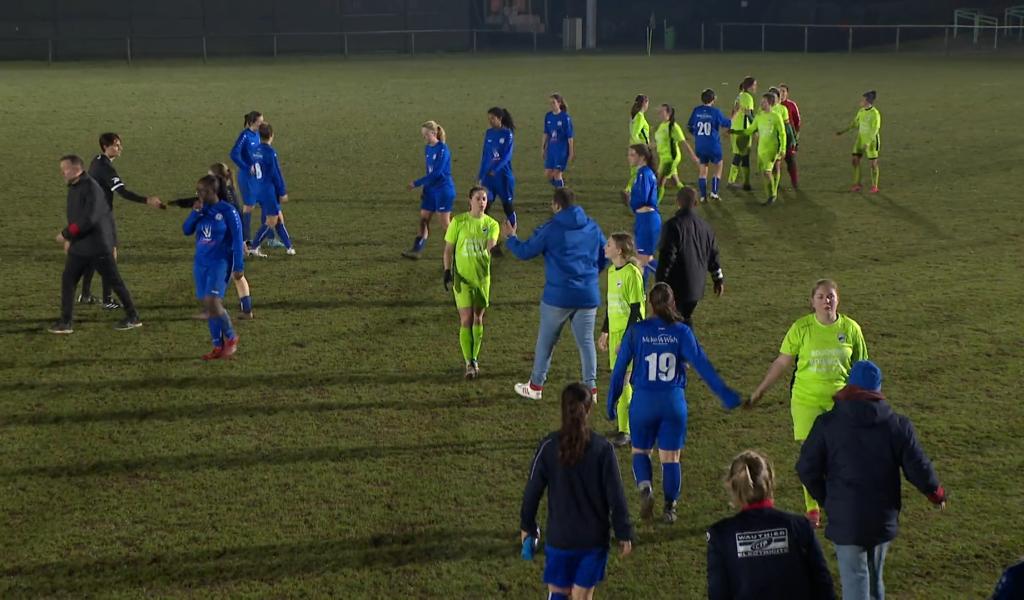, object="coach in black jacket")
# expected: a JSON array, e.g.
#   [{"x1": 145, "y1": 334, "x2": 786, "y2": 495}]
[
  {"x1": 654, "y1": 186, "x2": 723, "y2": 326},
  {"x1": 50, "y1": 155, "x2": 141, "y2": 334},
  {"x1": 797, "y1": 360, "x2": 946, "y2": 600}
]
